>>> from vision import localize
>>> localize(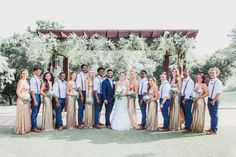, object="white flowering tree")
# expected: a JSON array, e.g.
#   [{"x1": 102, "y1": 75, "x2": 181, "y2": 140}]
[{"x1": 57, "y1": 34, "x2": 156, "y2": 77}]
